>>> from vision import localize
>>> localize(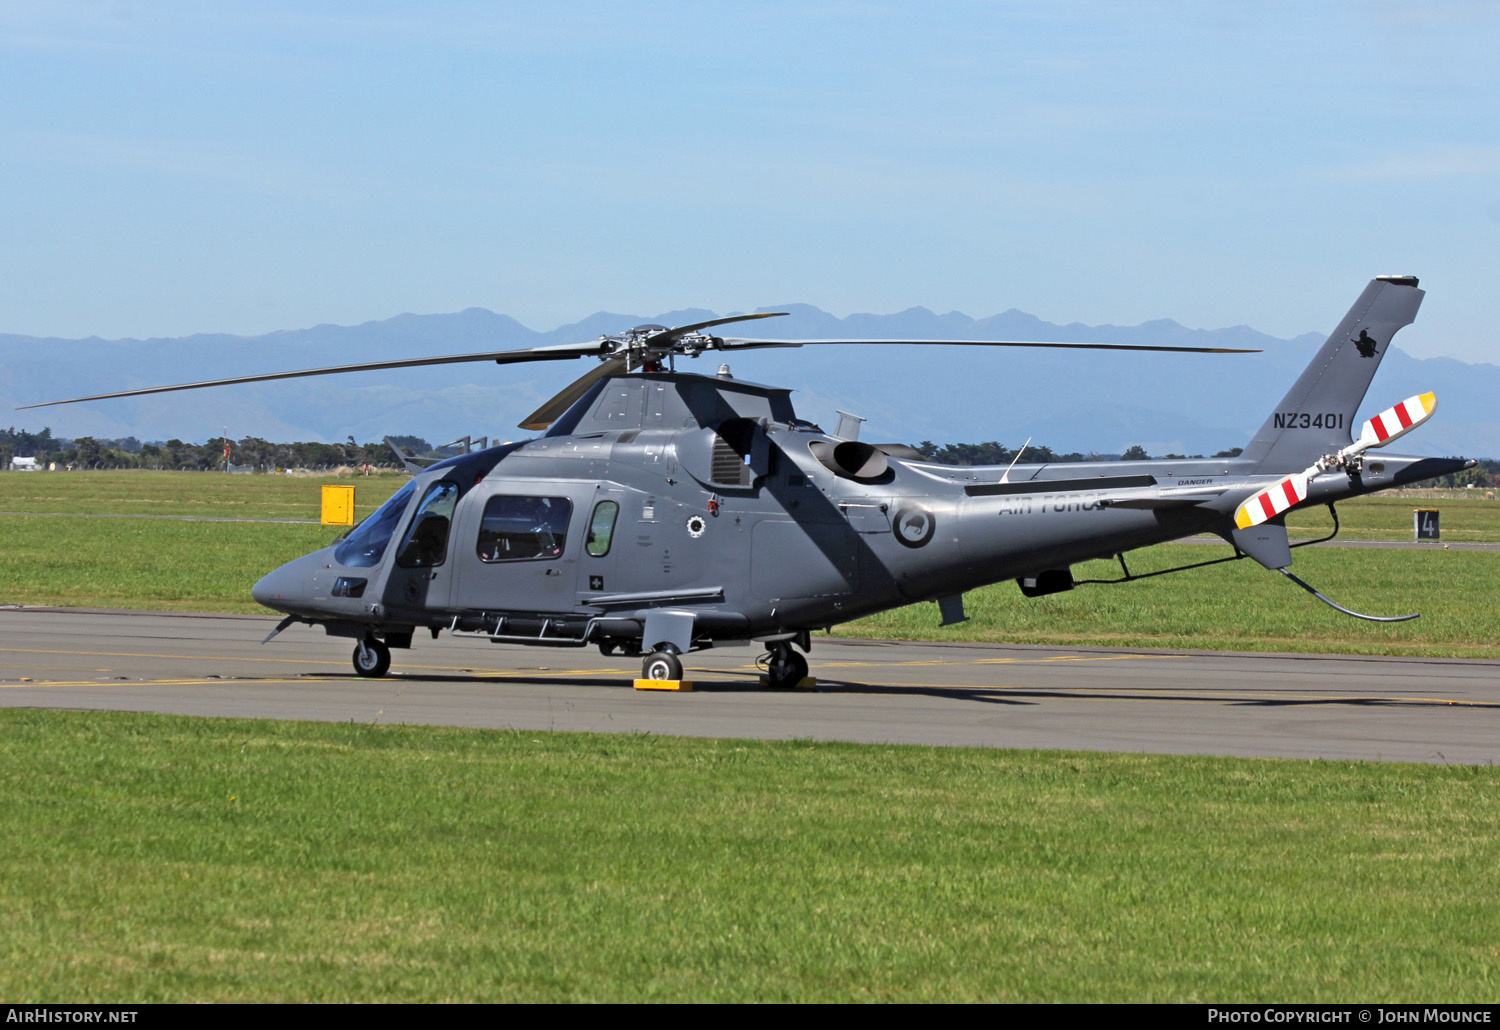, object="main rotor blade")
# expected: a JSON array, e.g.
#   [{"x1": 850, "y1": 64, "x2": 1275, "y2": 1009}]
[
  {"x1": 517, "y1": 355, "x2": 629, "y2": 431},
  {"x1": 17, "y1": 340, "x2": 604, "y2": 409},
  {"x1": 714, "y1": 337, "x2": 1261, "y2": 354},
  {"x1": 661, "y1": 311, "x2": 787, "y2": 339}
]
